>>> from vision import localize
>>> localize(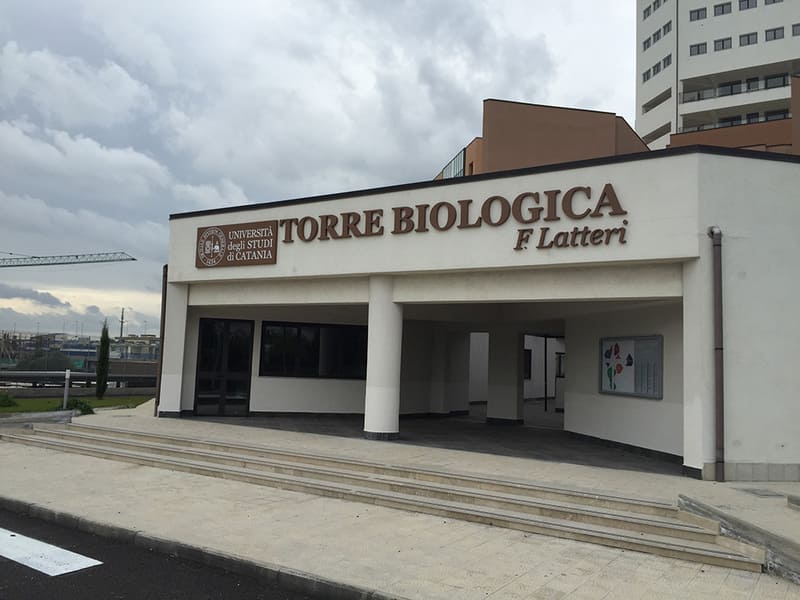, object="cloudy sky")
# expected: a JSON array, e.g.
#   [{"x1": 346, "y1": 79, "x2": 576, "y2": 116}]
[{"x1": 0, "y1": 0, "x2": 634, "y2": 338}]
